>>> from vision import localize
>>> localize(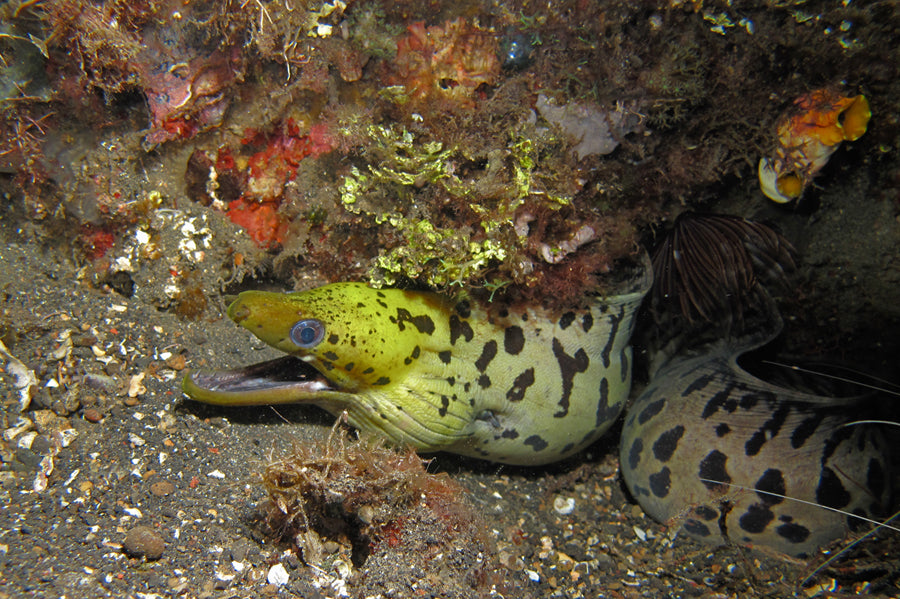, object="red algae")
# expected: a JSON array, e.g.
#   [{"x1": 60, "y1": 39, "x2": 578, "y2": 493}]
[
  {"x1": 77, "y1": 224, "x2": 117, "y2": 261},
  {"x1": 242, "y1": 121, "x2": 335, "y2": 200},
  {"x1": 185, "y1": 119, "x2": 336, "y2": 248},
  {"x1": 224, "y1": 199, "x2": 289, "y2": 248}
]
